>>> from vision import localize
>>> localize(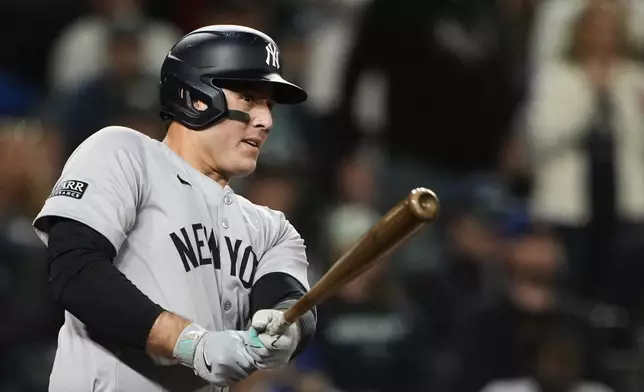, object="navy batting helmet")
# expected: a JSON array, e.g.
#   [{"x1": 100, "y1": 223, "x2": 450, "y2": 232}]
[{"x1": 159, "y1": 25, "x2": 307, "y2": 130}]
